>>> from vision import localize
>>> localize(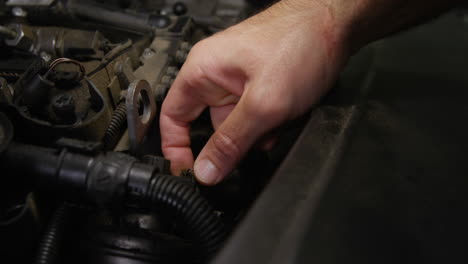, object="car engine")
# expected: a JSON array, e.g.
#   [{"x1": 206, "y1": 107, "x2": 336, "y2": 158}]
[
  {"x1": 0, "y1": 1, "x2": 294, "y2": 263},
  {"x1": 3, "y1": 1, "x2": 468, "y2": 264}
]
